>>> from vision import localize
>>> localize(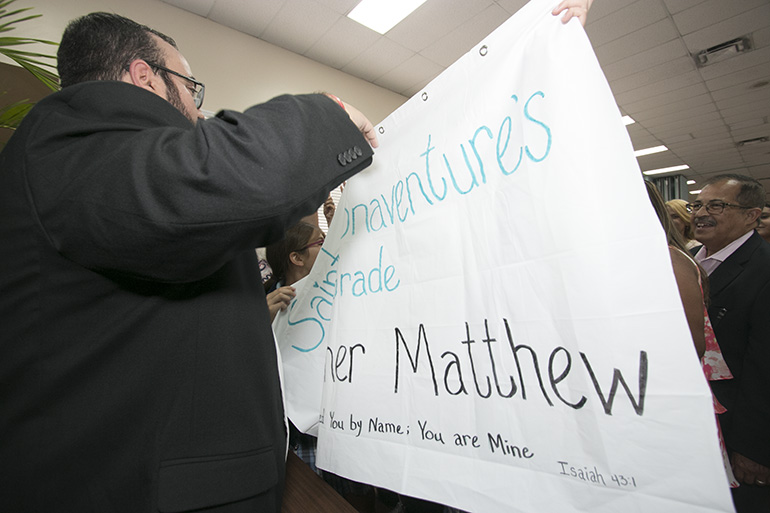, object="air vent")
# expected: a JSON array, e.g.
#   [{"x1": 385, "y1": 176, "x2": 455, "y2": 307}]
[
  {"x1": 694, "y1": 35, "x2": 753, "y2": 68},
  {"x1": 737, "y1": 136, "x2": 768, "y2": 147}
]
